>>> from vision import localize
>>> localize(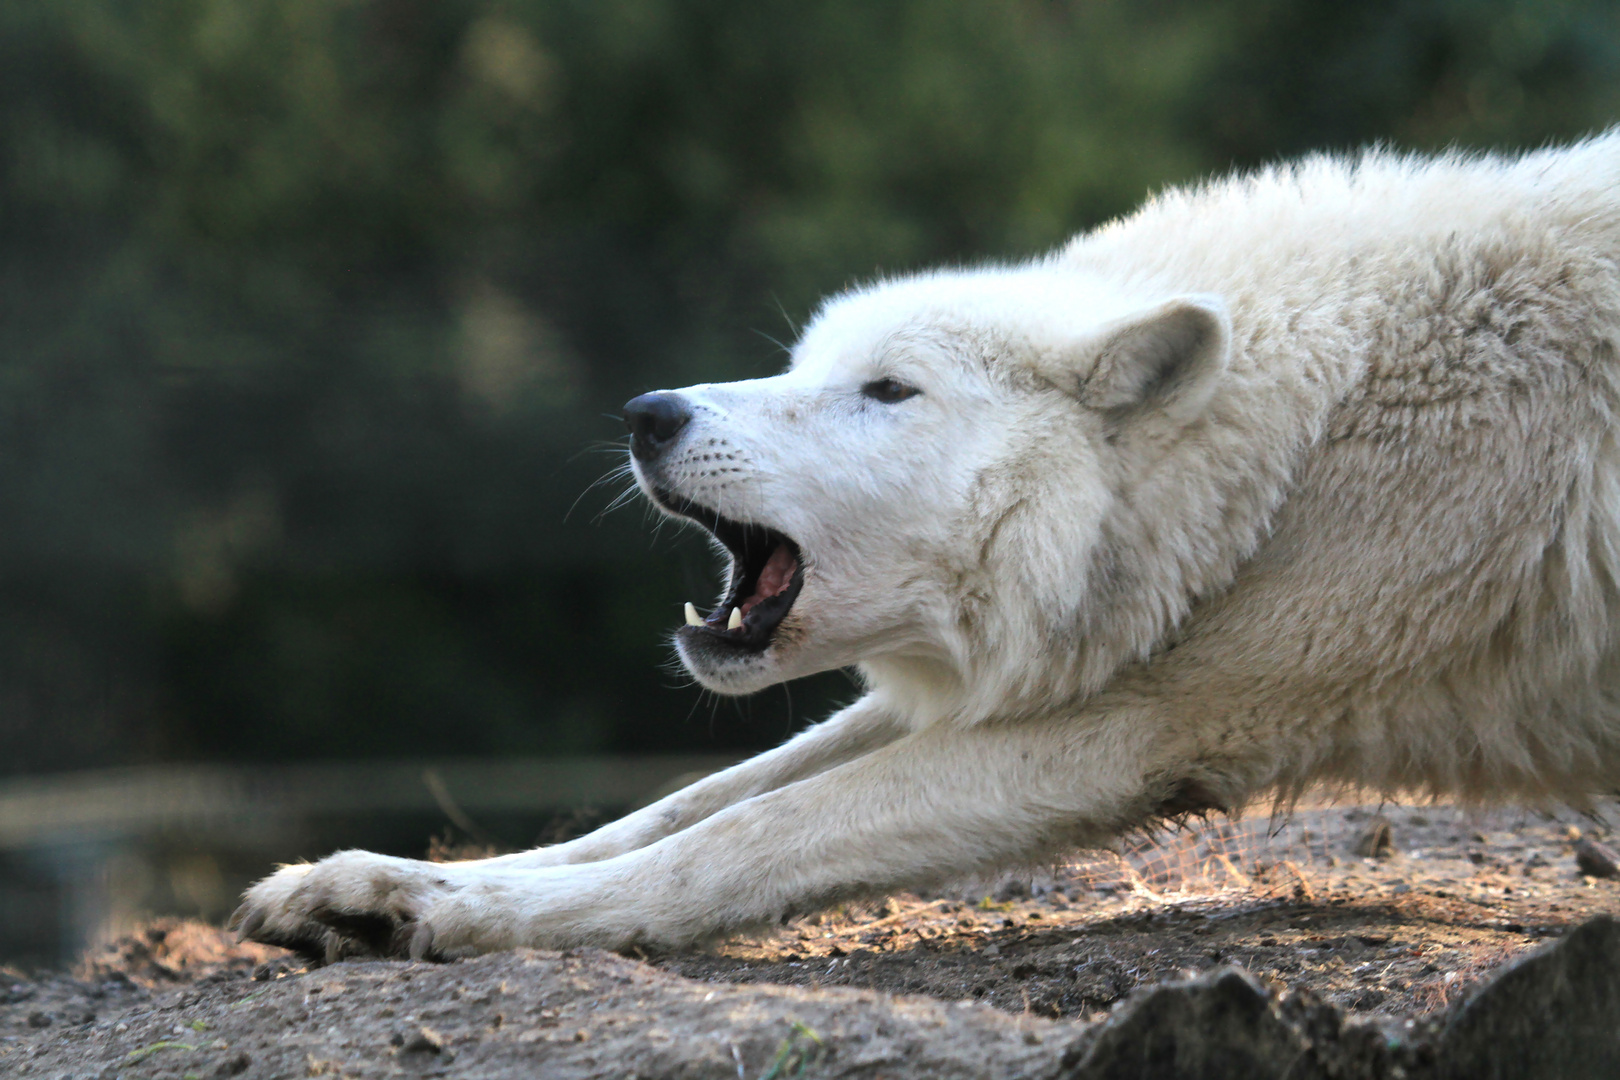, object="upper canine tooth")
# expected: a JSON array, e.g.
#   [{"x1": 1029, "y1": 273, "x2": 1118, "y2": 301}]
[
  {"x1": 684, "y1": 602, "x2": 703, "y2": 627},
  {"x1": 727, "y1": 607, "x2": 743, "y2": 631}
]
